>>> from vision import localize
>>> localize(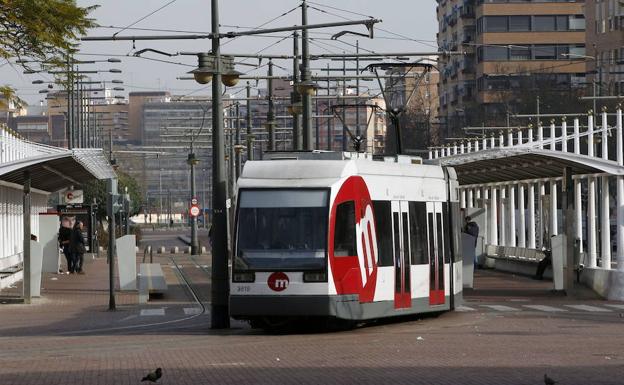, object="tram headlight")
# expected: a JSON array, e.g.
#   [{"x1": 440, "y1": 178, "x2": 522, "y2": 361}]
[
  {"x1": 233, "y1": 272, "x2": 255, "y2": 283},
  {"x1": 303, "y1": 272, "x2": 327, "y2": 282}
]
